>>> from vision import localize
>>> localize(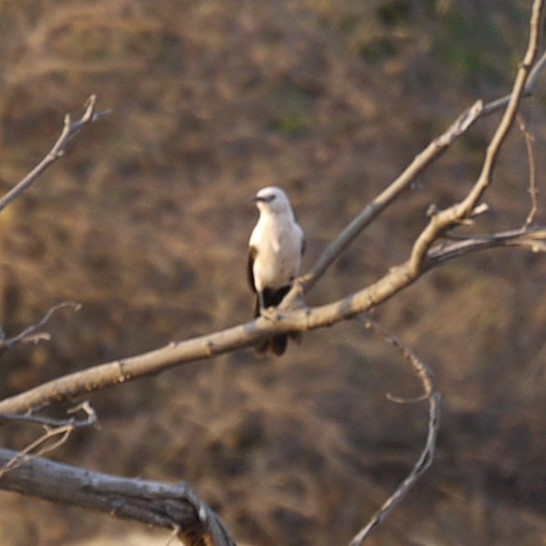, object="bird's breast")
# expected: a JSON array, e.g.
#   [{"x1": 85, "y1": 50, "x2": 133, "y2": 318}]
[{"x1": 254, "y1": 233, "x2": 301, "y2": 290}]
